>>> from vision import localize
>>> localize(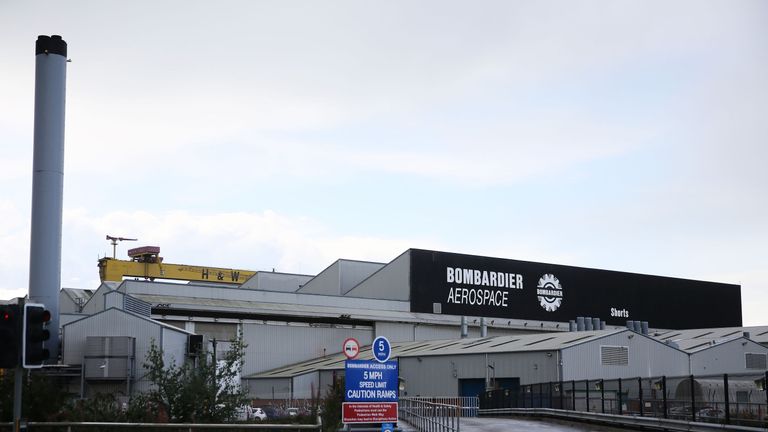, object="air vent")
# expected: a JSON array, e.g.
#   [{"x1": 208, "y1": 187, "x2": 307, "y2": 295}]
[
  {"x1": 601, "y1": 345, "x2": 629, "y2": 366},
  {"x1": 124, "y1": 295, "x2": 151, "y2": 316},
  {"x1": 745, "y1": 353, "x2": 767, "y2": 370}
]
